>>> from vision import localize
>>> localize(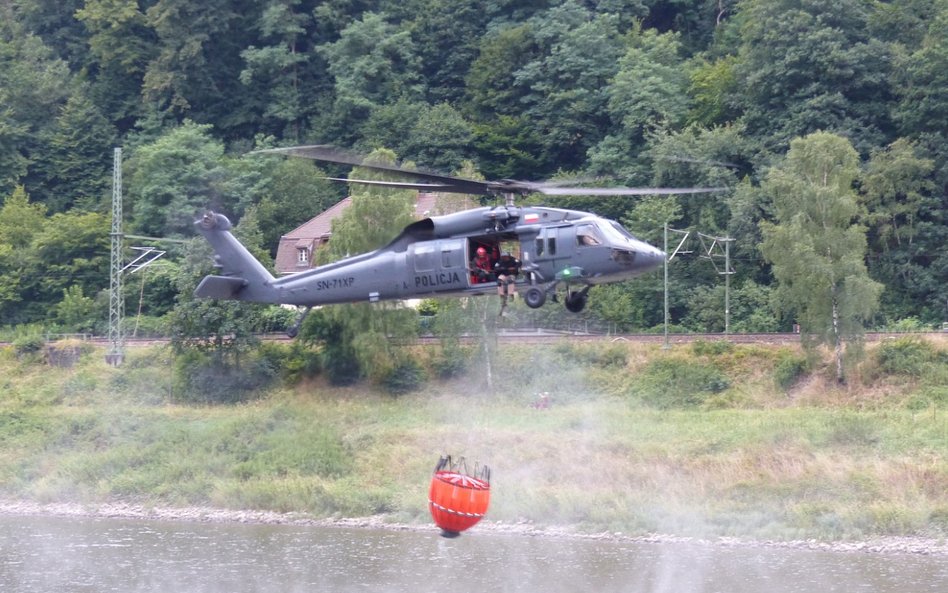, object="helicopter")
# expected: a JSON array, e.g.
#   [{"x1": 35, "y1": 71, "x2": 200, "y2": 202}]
[{"x1": 194, "y1": 145, "x2": 722, "y2": 328}]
